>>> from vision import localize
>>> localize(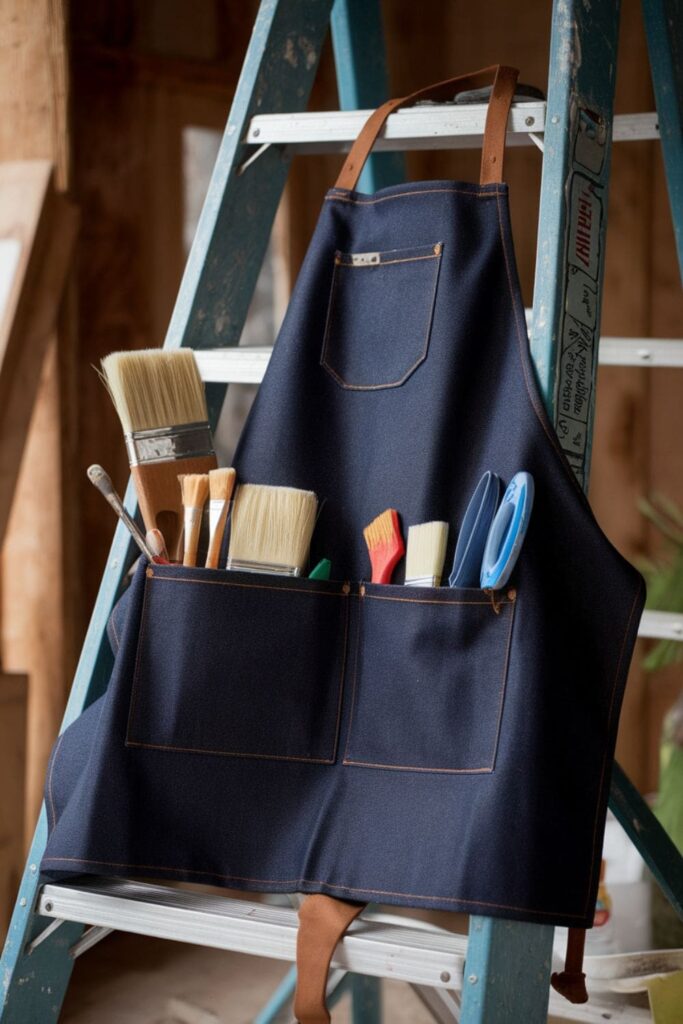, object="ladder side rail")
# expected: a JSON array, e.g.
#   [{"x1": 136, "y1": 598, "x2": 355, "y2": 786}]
[
  {"x1": 462, "y1": 4, "x2": 623, "y2": 1022},
  {"x1": 0, "y1": 2, "x2": 337, "y2": 1020},
  {"x1": 331, "y1": 0, "x2": 406, "y2": 192},
  {"x1": 641, "y1": 0, "x2": 683, "y2": 282},
  {"x1": 529, "y1": 0, "x2": 683, "y2": 941}
]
